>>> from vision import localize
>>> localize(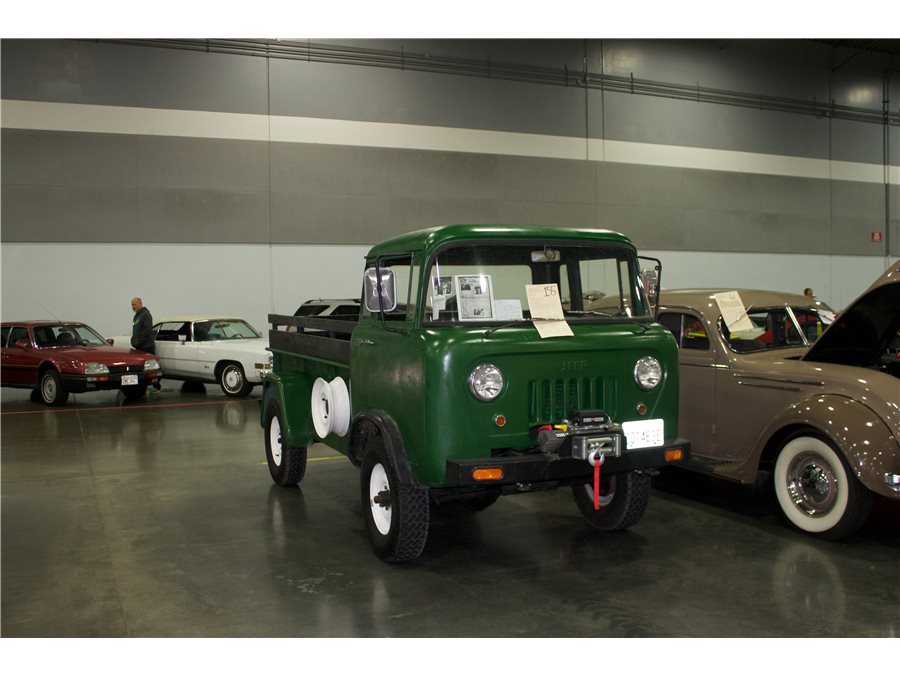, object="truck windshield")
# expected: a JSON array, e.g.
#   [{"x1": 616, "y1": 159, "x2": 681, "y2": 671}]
[{"x1": 422, "y1": 242, "x2": 650, "y2": 325}]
